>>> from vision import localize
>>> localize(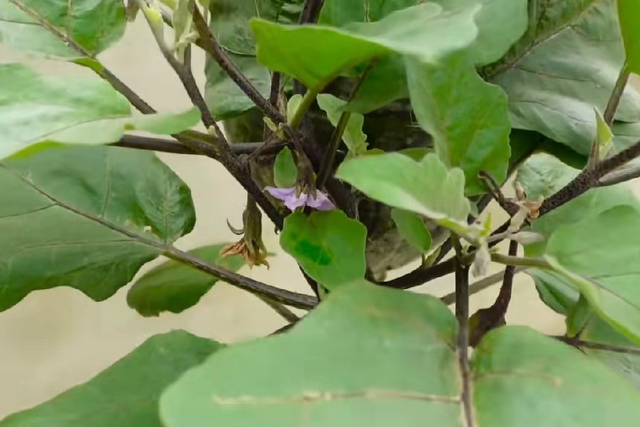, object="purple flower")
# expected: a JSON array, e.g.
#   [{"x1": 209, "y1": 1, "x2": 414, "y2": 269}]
[{"x1": 264, "y1": 186, "x2": 335, "y2": 212}]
